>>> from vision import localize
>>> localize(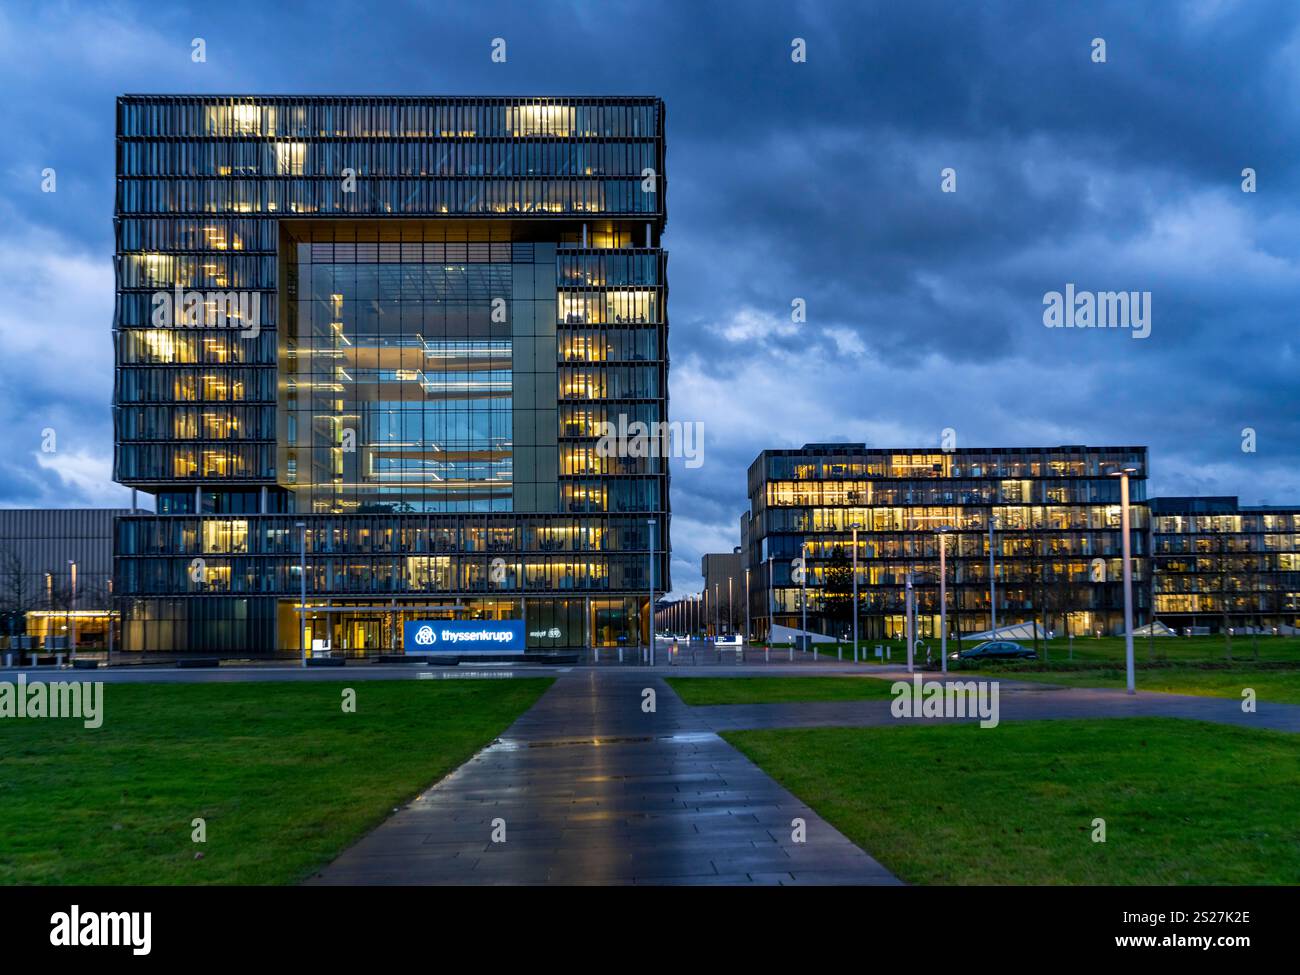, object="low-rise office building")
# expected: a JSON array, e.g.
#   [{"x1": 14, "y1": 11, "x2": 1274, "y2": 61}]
[
  {"x1": 0, "y1": 508, "x2": 130, "y2": 649},
  {"x1": 742, "y1": 444, "x2": 1150, "y2": 641},
  {"x1": 700, "y1": 548, "x2": 744, "y2": 635},
  {"x1": 1149, "y1": 496, "x2": 1300, "y2": 634}
]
